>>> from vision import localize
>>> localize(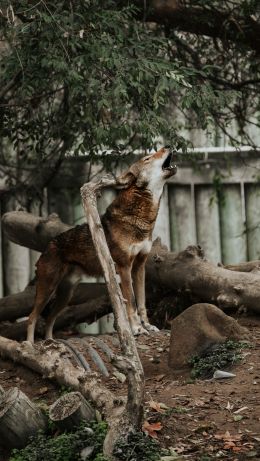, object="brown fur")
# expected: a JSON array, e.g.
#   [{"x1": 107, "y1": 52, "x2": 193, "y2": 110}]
[{"x1": 27, "y1": 147, "x2": 177, "y2": 342}]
